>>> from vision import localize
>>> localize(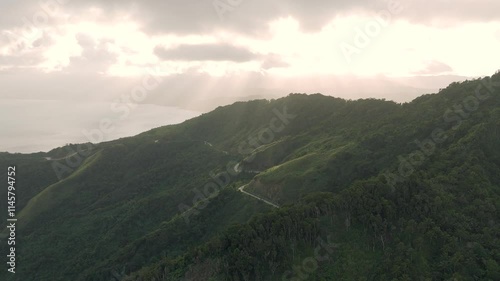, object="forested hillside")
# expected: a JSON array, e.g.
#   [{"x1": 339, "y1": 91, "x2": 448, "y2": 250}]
[{"x1": 1, "y1": 72, "x2": 499, "y2": 281}]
